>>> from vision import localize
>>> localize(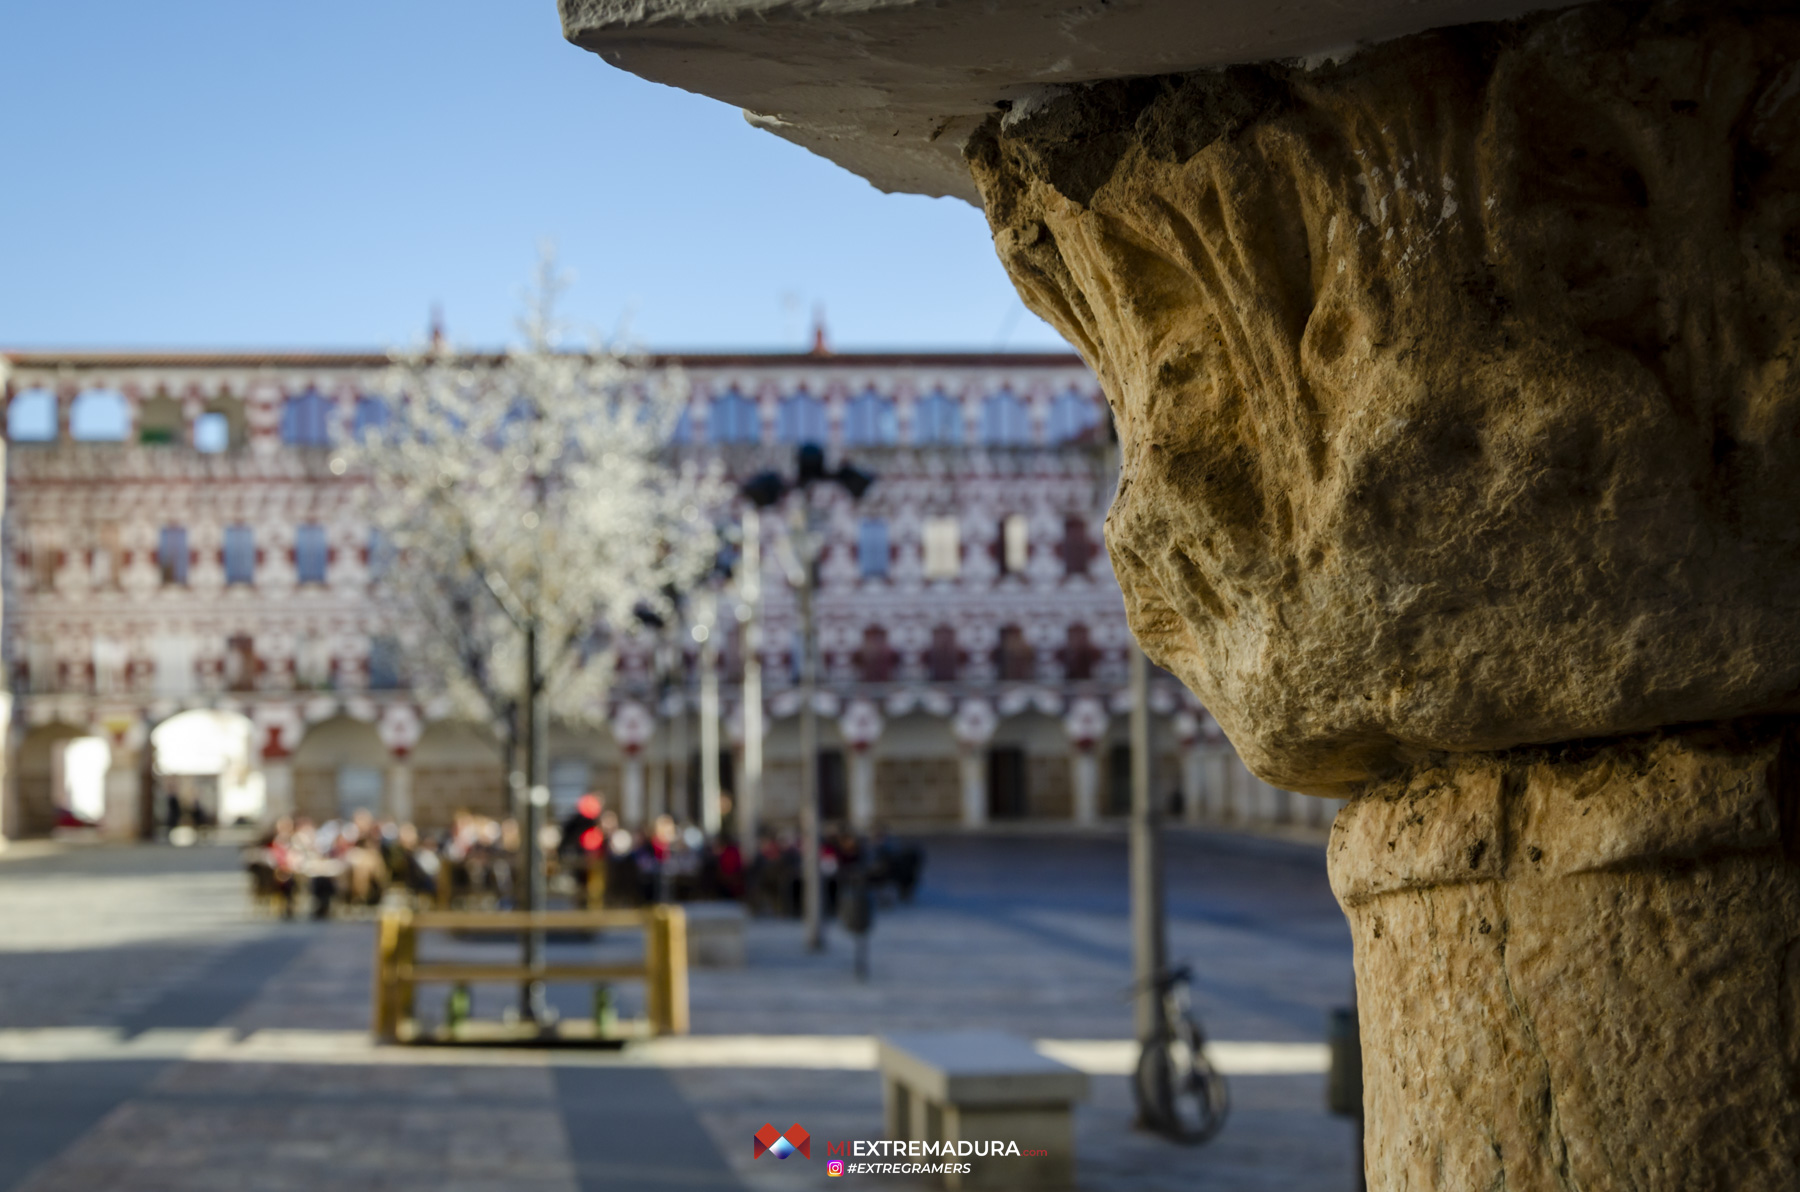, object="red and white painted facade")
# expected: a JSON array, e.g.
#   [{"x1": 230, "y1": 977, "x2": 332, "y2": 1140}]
[{"x1": 0, "y1": 349, "x2": 1325, "y2": 839}]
